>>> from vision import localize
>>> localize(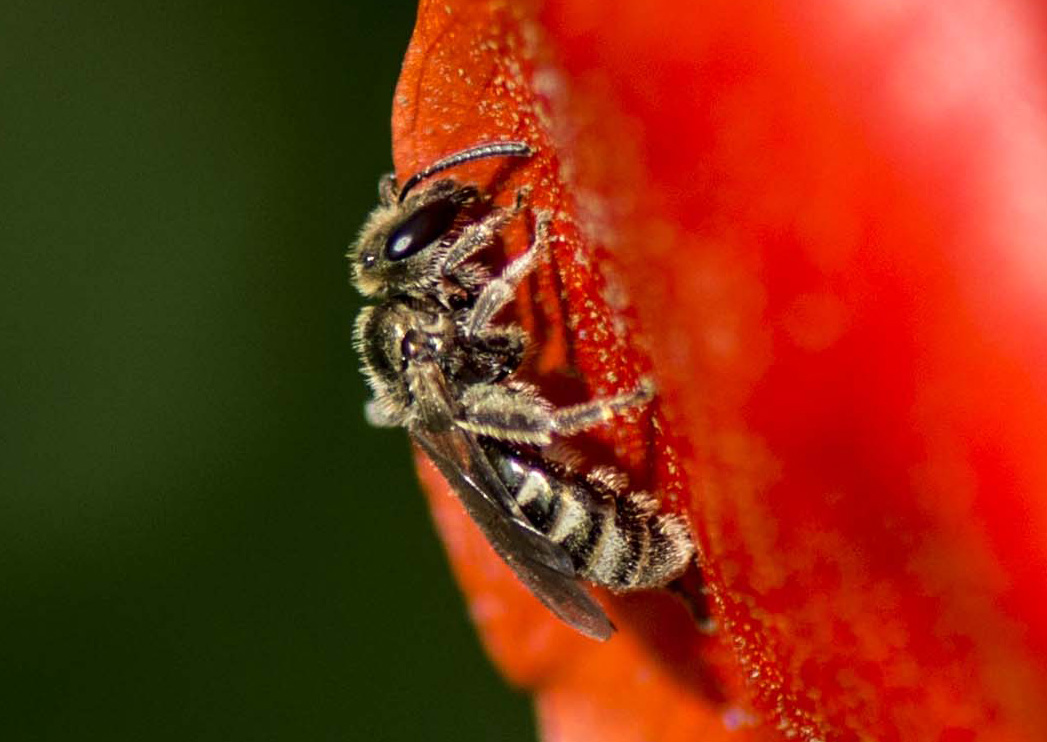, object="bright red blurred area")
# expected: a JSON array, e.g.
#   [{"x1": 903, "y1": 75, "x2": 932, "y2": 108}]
[{"x1": 393, "y1": 1, "x2": 1047, "y2": 739}]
